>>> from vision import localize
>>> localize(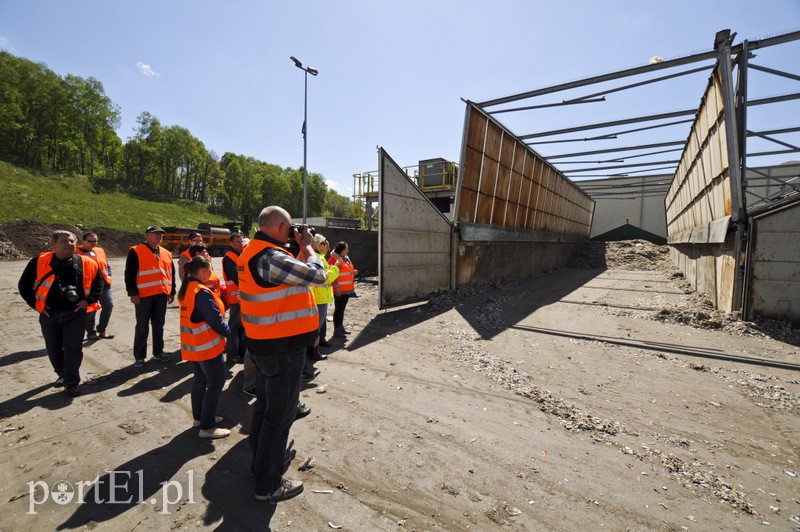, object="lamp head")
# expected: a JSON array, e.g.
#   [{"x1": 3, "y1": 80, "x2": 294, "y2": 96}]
[
  {"x1": 307, "y1": 66, "x2": 318, "y2": 76},
  {"x1": 290, "y1": 56, "x2": 303, "y2": 68}
]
